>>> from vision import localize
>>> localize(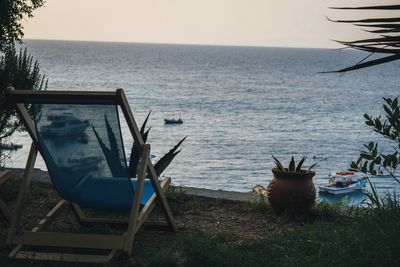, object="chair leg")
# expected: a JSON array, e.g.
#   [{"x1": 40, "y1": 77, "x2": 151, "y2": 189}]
[
  {"x1": 71, "y1": 202, "x2": 86, "y2": 223},
  {"x1": 0, "y1": 170, "x2": 12, "y2": 184},
  {"x1": 124, "y1": 144, "x2": 149, "y2": 255},
  {"x1": 118, "y1": 89, "x2": 177, "y2": 231},
  {"x1": 0, "y1": 170, "x2": 12, "y2": 223},
  {"x1": 135, "y1": 177, "x2": 172, "y2": 233},
  {"x1": 7, "y1": 143, "x2": 38, "y2": 245},
  {"x1": 0, "y1": 198, "x2": 12, "y2": 222},
  {"x1": 147, "y1": 164, "x2": 177, "y2": 232}
]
